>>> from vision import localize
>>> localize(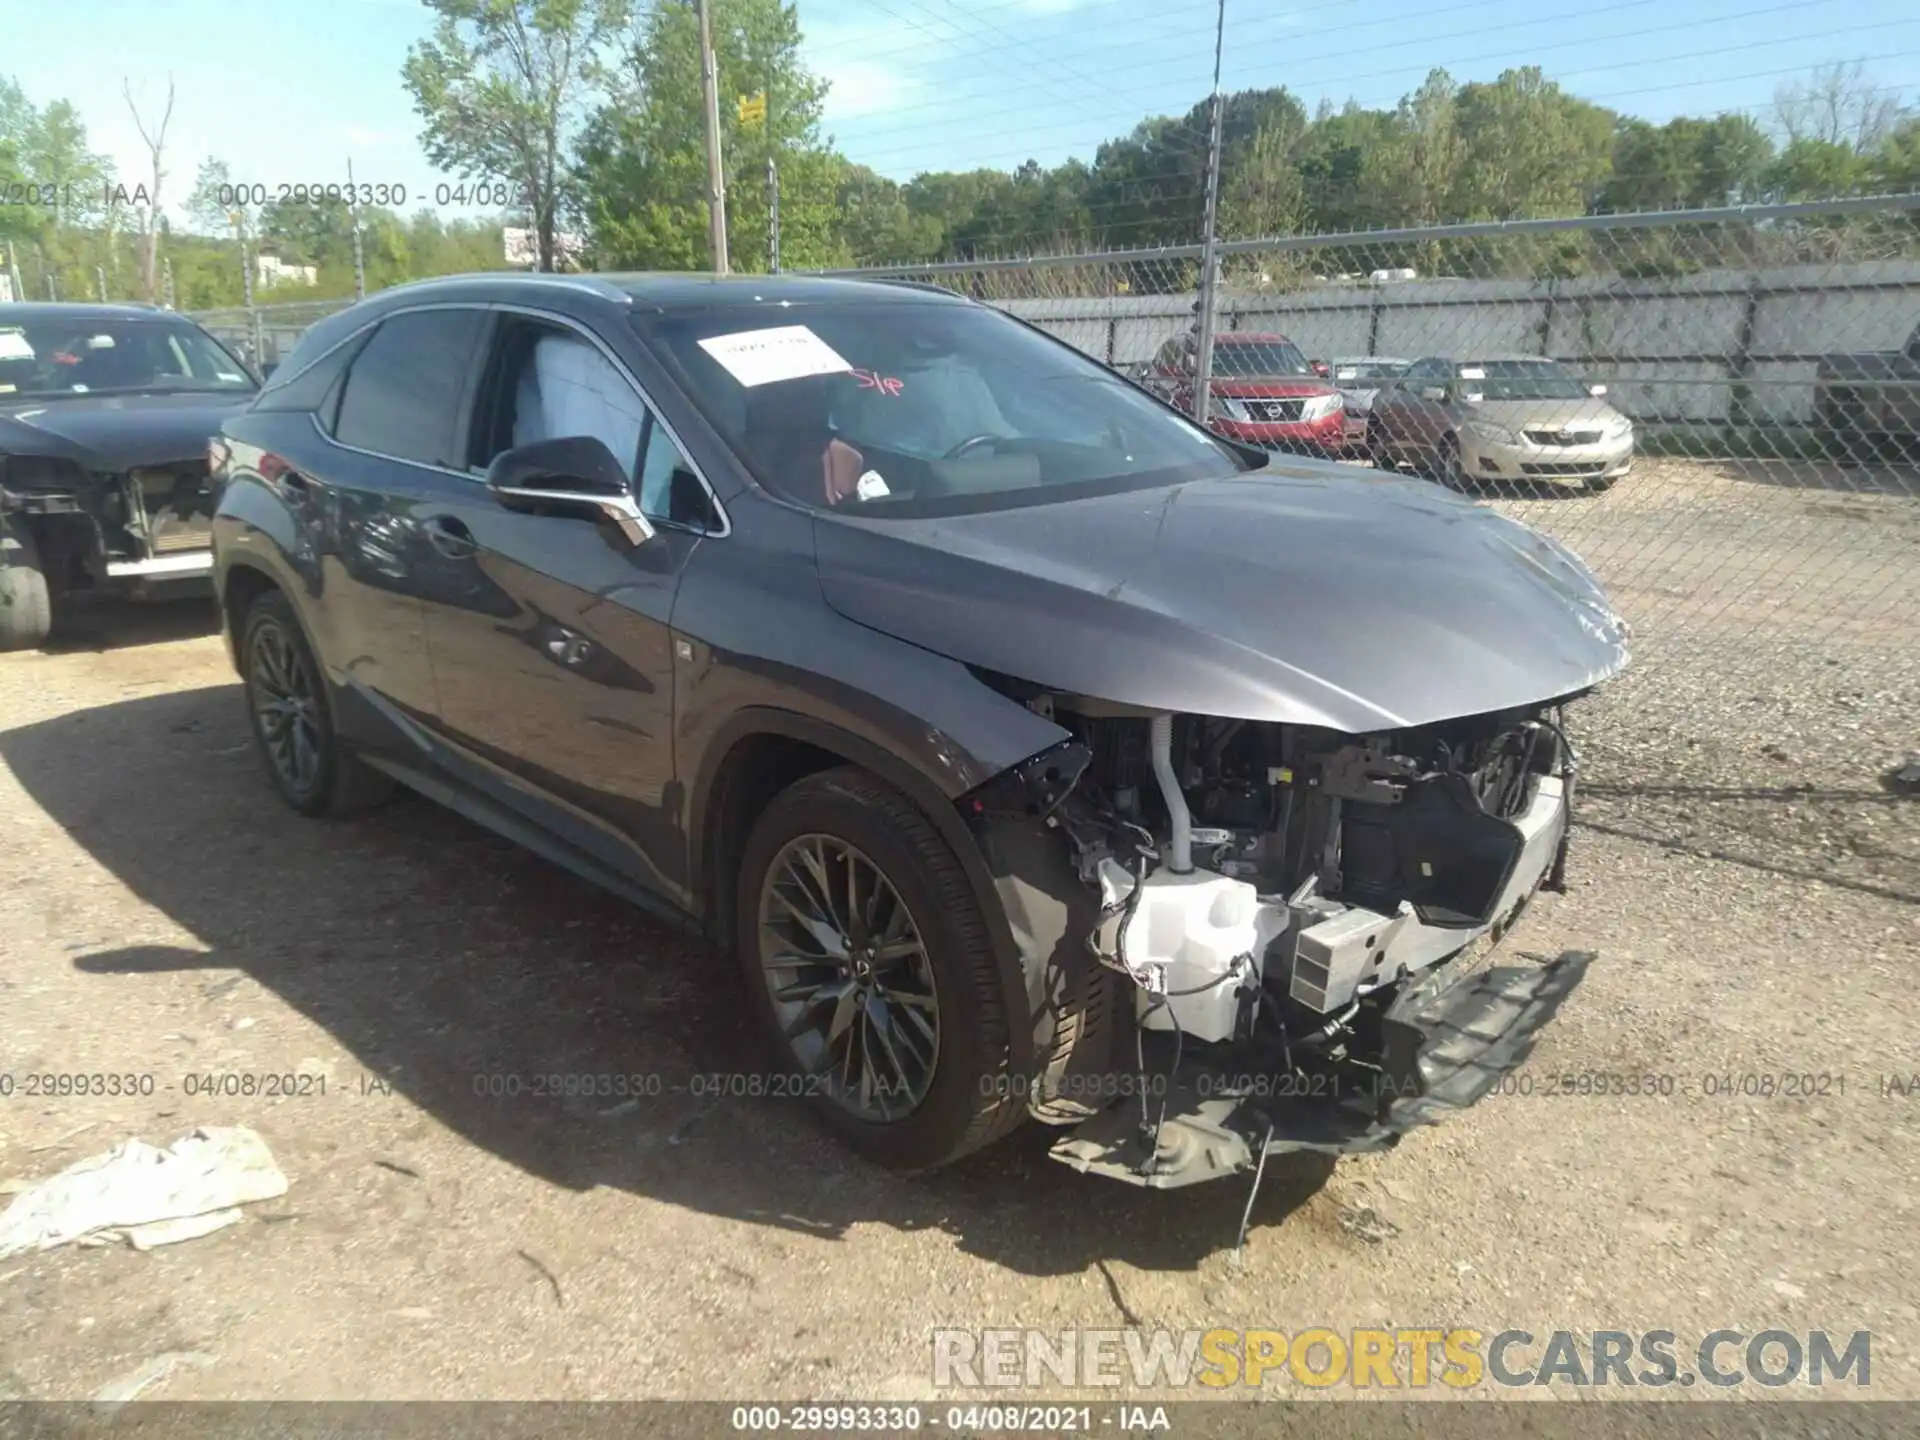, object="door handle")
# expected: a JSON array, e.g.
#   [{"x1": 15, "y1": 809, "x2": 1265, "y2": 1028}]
[{"x1": 423, "y1": 514, "x2": 477, "y2": 558}]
